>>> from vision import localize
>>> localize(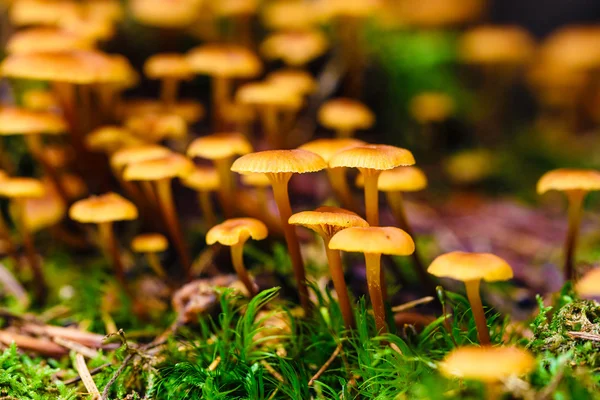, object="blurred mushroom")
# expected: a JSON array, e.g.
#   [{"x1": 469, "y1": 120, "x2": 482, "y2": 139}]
[
  {"x1": 144, "y1": 53, "x2": 194, "y2": 109},
  {"x1": 318, "y1": 98, "x2": 374, "y2": 139},
  {"x1": 131, "y1": 233, "x2": 169, "y2": 278}
]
